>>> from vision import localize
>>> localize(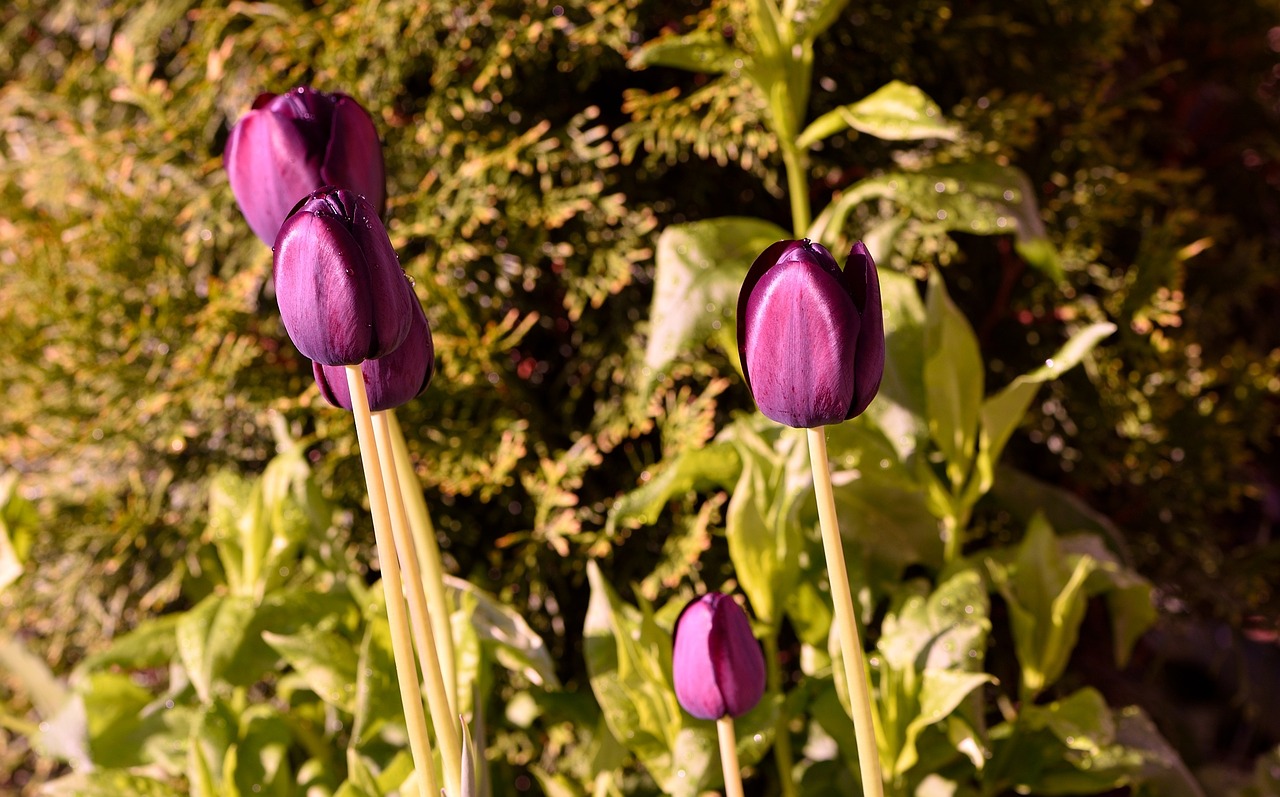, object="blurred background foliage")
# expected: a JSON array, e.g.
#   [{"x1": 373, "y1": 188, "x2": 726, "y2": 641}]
[{"x1": 1, "y1": 0, "x2": 1279, "y2": 793}]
